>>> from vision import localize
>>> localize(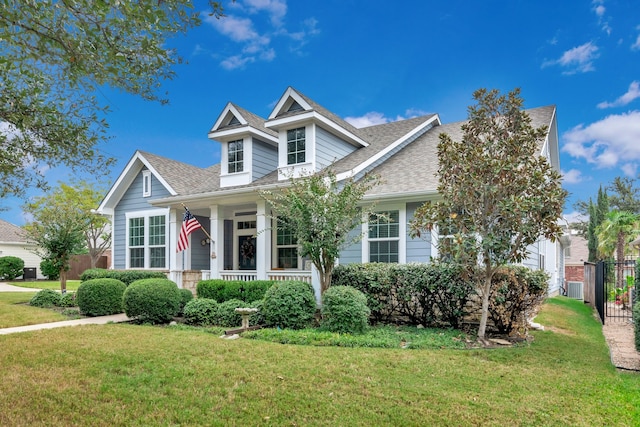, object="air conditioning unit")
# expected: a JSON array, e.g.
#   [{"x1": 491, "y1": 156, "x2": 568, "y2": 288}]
[{"x1": 567, "y1": 281, "x2": 584, "y2": 300}]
